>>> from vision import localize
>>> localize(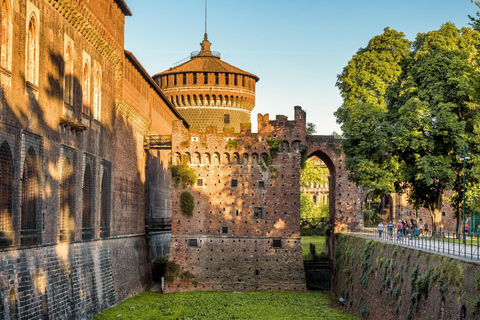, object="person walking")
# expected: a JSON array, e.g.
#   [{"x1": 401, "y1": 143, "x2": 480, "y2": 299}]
[
  {"x1": 387, "y1": 221, "x2": 394, "y2": 241},
  {"x1": 378, "y1": 221, "x2": 384, "y2": 238}
]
